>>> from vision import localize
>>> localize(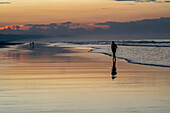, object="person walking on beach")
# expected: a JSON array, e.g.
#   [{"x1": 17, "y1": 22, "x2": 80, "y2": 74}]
[
  {"x1": 30, "y1": 42, "x2": 35, "y2": 48},
  {"x1": 111, "y1": 41, "x2": 117, "y2": 60},
  {"x1": 30, "y1": 42, "x2": 32, "y2": 48},
  {"x1": 32, "y1": 42, "x2": 34, "y2": 48}
]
